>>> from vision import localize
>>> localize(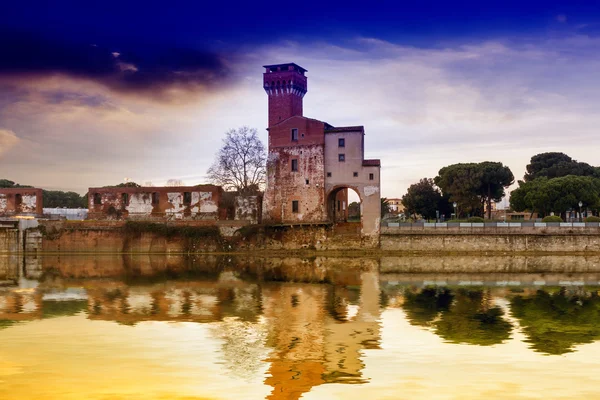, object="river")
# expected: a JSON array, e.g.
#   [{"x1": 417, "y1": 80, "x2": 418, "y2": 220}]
[{"x1": 1, "y1": 254, "x2": 600, "y2": 399}]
